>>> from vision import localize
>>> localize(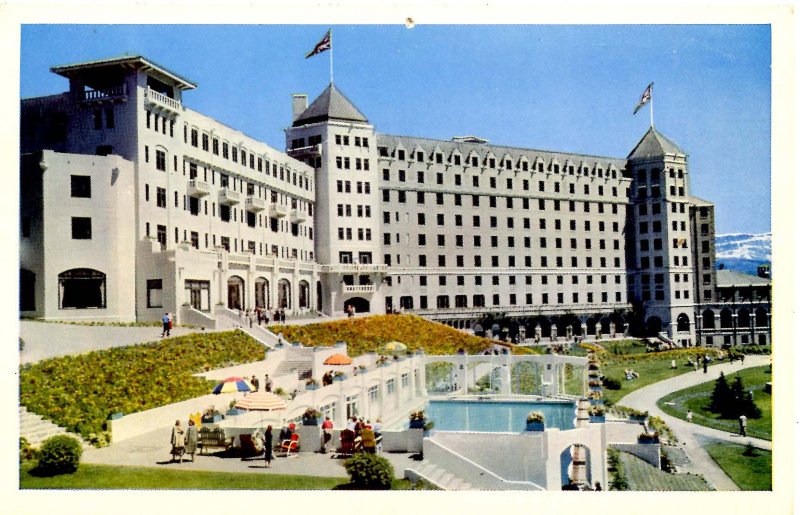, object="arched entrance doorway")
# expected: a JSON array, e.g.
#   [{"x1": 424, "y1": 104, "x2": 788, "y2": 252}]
[
  {"x1": 298, "y1": 280, "x2": 310, "y2": 309},
  {"x1": 277, "y1": 279, "x2": 291, "y2": 309},
  {"x1": 58, "y1": 268, "x2": 106, "y2": 309},
  {"x1": 254, "y1": 277, "x2": 269, "y2": 309},
  {"x1": 344, "y1": 297, "x2": 369, "y2": 313},
  {"x1": 227, "y1": 275, "x2": 245, "y2": 310},
  {"x1": 676, "y1": 313, "x2": 691, "y2": 332},
  {"x1": 645, "y1": 316, "x2": 662, "y2": 337}
]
